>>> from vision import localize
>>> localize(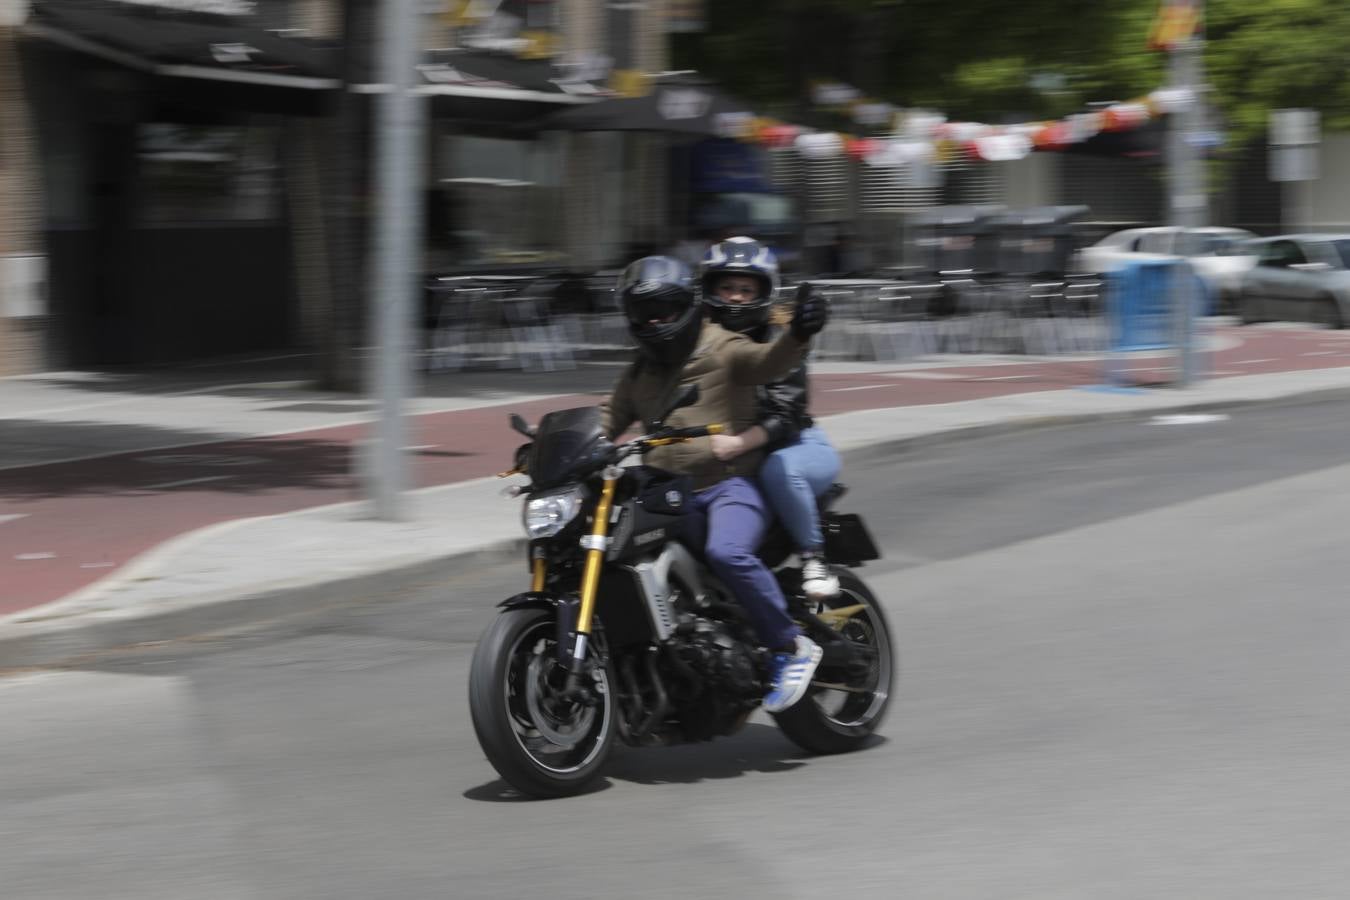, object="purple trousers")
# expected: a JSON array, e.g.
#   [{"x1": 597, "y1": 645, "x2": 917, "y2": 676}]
[{"x1": 682, "y1": 476, "x2": 799, "y2": 650}]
